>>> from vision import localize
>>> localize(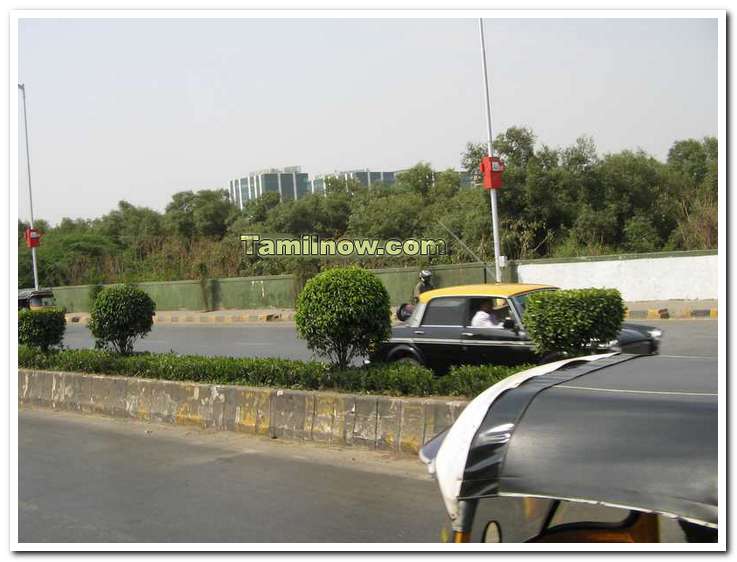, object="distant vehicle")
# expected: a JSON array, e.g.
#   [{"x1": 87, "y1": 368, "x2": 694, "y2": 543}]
[
  {"x1": 420, "y1": 353, "x2": 718, "y2": 543},
  {"x1": 370, "y1": 284, "x2": 661, "y2": 372},
  {"x1": 18, "y1": 288, "x2": 56, "y2": 310}
]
